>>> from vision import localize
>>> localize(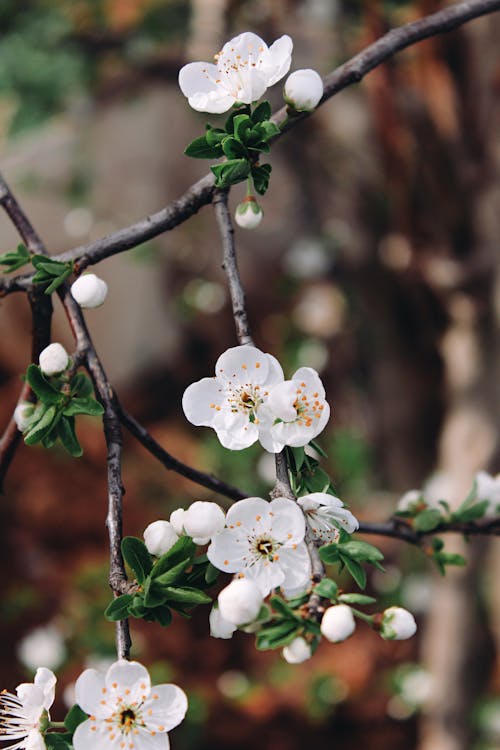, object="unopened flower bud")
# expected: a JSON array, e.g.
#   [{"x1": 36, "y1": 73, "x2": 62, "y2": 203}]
[
  {"x1": 282, "y1": 636, "x2": 312, "y2": 664},
  {"x1": 170, "y1": 508, "x2": 185, "y2": 536},
  {"x1": 183, "y1": 501, "x2": 225, "y2": 545},
  {"x1": 14, "y1": 401, "x2": 34, "y2": 432},
  {"x1": 209, "y1": 606, "x2": 237, "y2": 639},
  {"x1": 39, "y1": 343, "x2": 69, "y2": 376},
  {"x1": 320, "y1": 604, "x2": 355, "y2": 643},
  {"x1": 71, "y1": 273, "x2": 108, "y2": 308},
  {"x1": 234, "y1": 197, "x2": 263, "y2": 230},
  {"x1": 143, "y1": 520, "x2": 179, "y2": 557},
  {"x1": 397, "y1": 489, "x2": 422, "y2": 513},
  {"x1": 380, "y1": 606, "x2": 417, "y2": 640},
  {"x1": 284, "y1": 69, "x2": 324, "y2": 112},
  {"x1": 217, "y1": 578, "x2": 263, "y2": 626}
]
